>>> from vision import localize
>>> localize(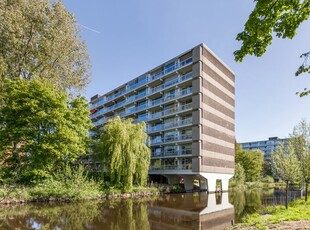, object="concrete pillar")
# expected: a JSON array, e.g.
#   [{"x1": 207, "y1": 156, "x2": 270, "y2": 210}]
[
  {"x1": 166, "y1": 175, "x2": 179, "y2": 185},
  {"x1": 183, "y1": 175, "x2": 194, "y2": 191},
  {"x1": 200, "y1": 173, "x2": 233, "y2": 193},
  {"x1": 207, "y1": 177, "x2": 217, "y2": 193},
  {"x1": 199, "y1": 178, "x2": 208, "y2": 190},
  {"x1": 221, "y1": 177, "x2": 230, "y2": 192}
]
